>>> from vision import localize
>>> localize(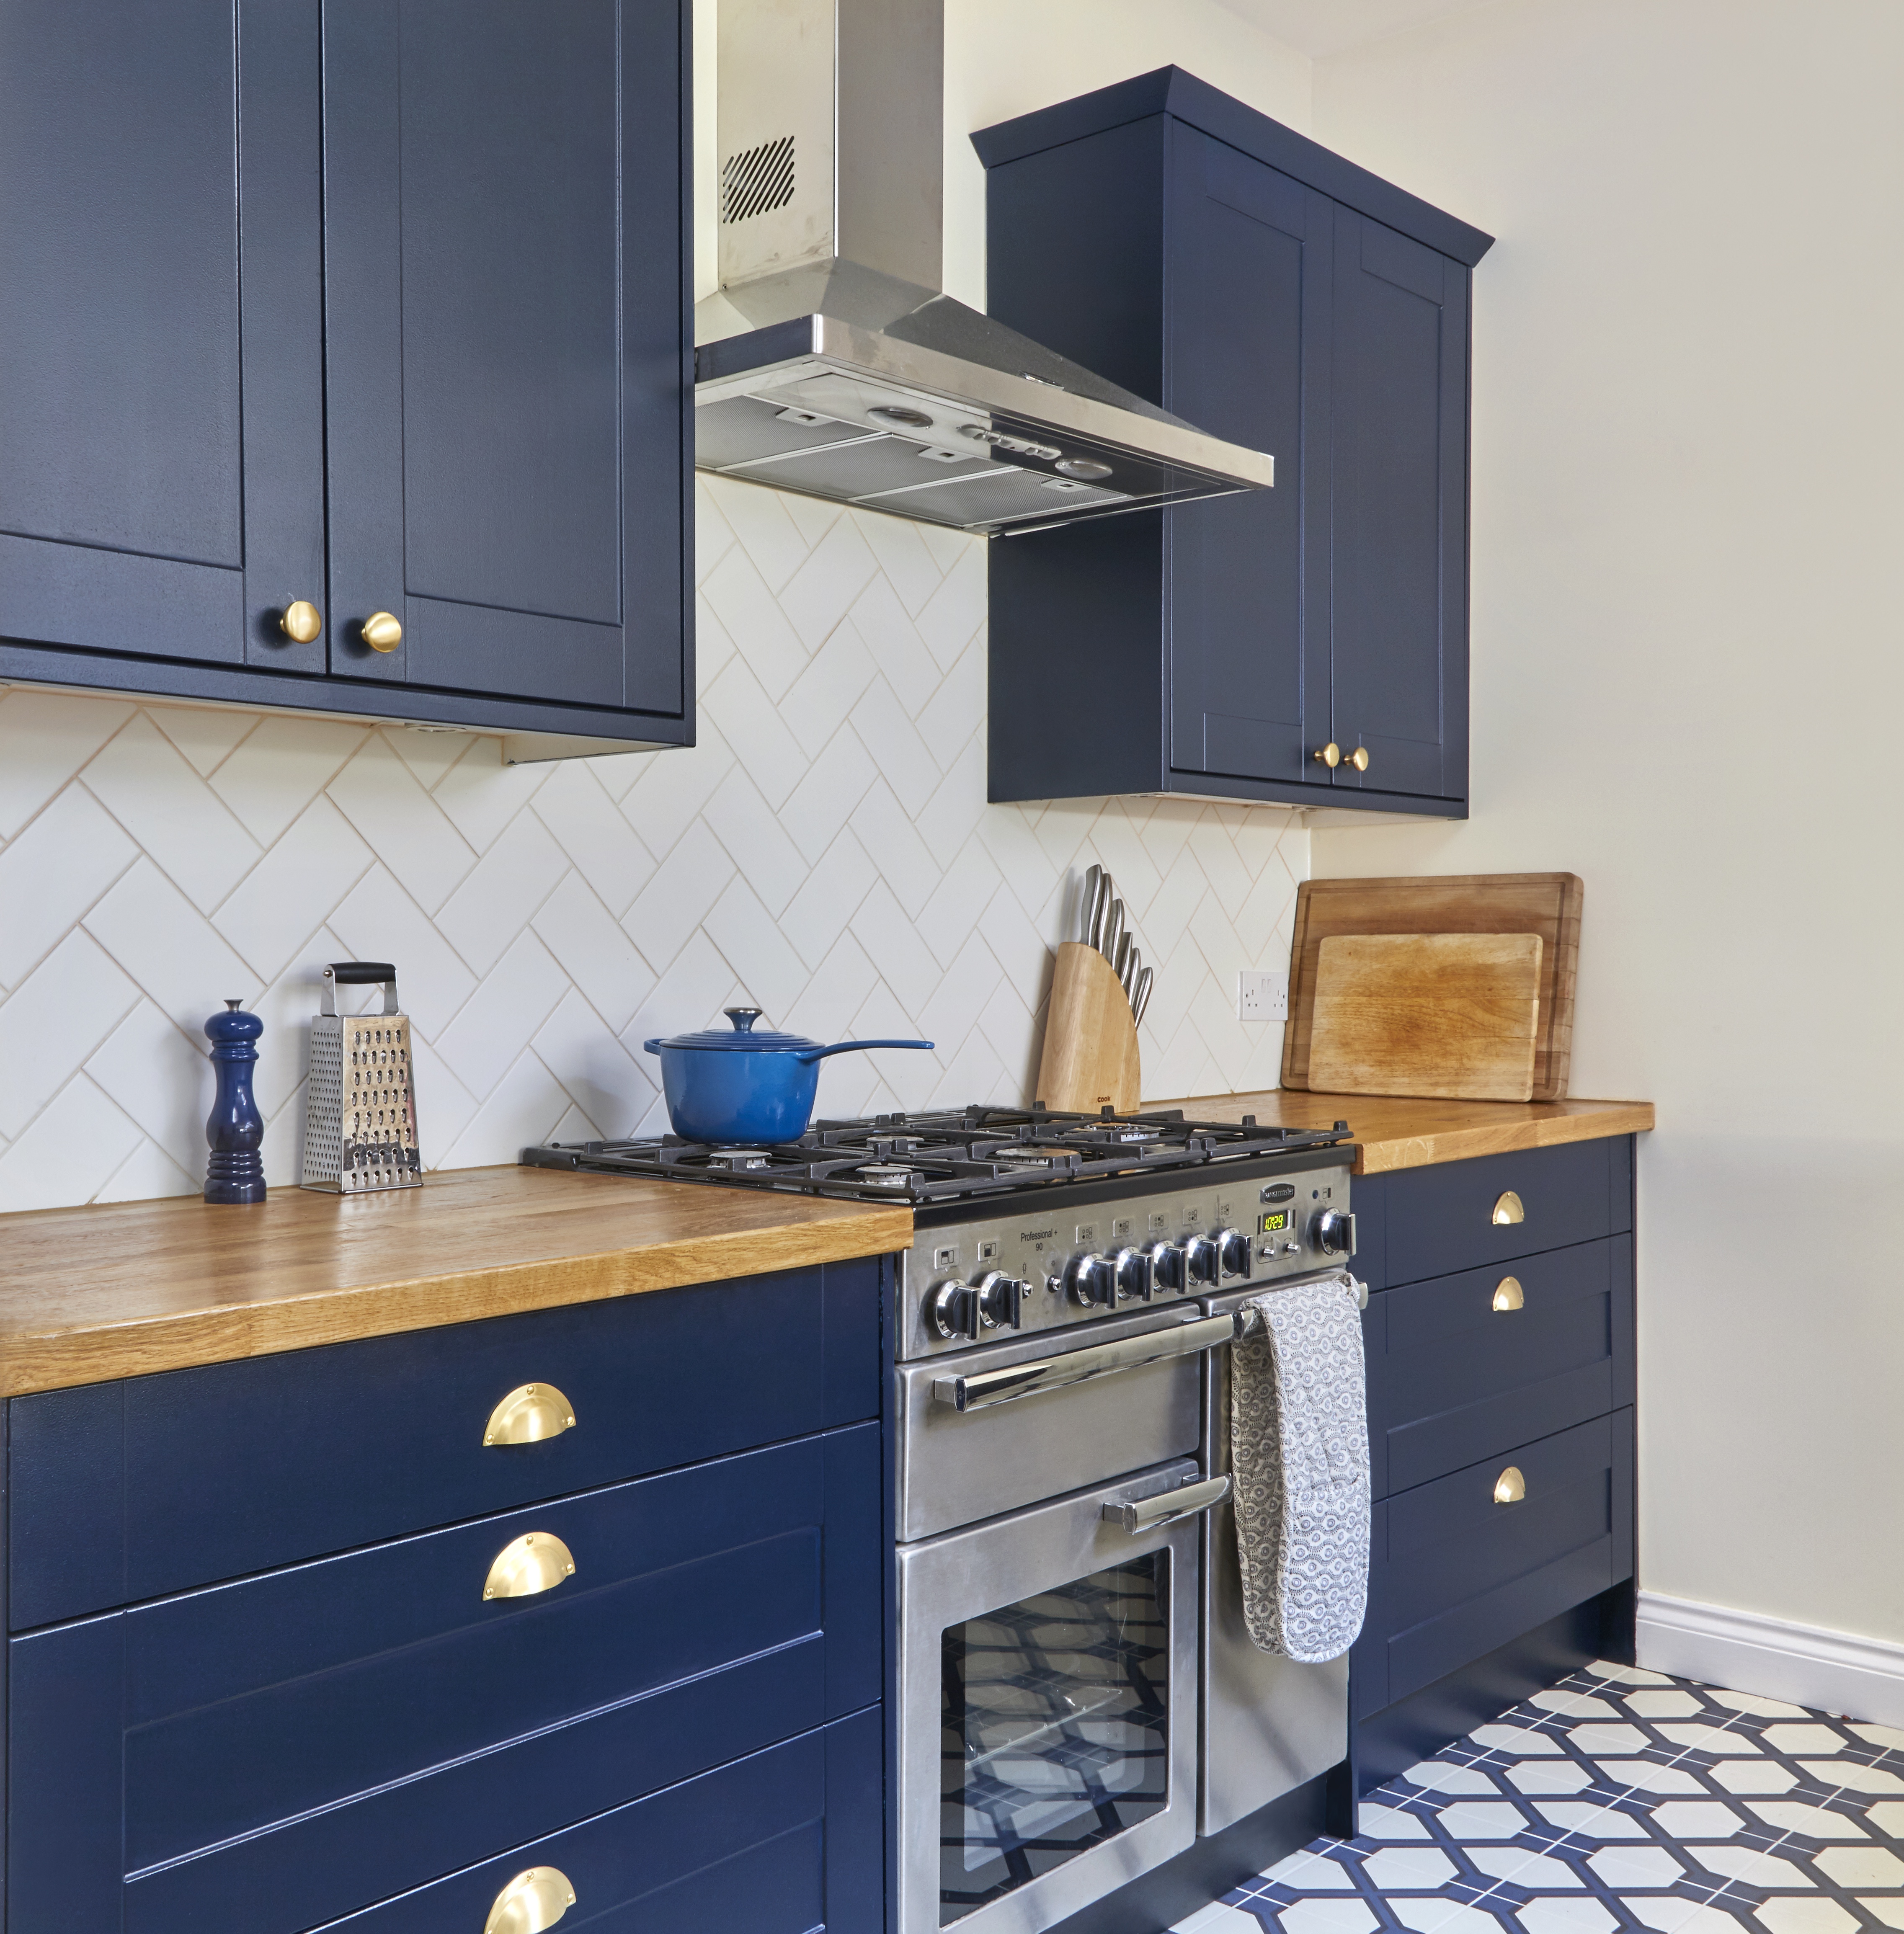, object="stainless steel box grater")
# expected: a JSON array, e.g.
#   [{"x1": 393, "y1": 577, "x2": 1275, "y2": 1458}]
[{"x1": 301, "y1": 962, "x2": 423, "y2": 1194}]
